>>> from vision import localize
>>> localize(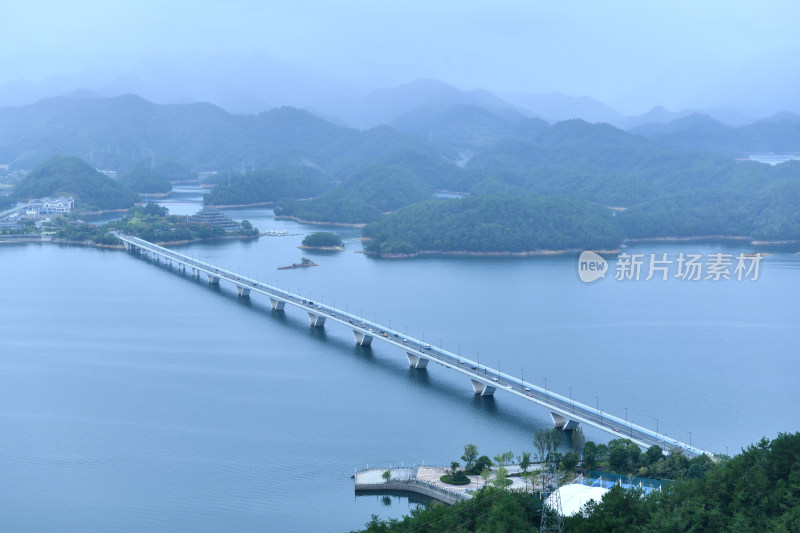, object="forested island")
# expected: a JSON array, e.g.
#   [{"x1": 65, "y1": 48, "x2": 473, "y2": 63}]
[
  {"x1": 354, "y1": 432, "x2": 800, "y2": 532},
  {"x1": 300, "y1": 232, "x2": 344, "y2": 250}
]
